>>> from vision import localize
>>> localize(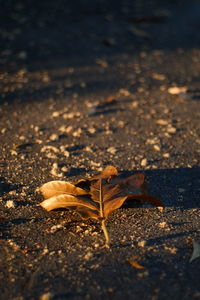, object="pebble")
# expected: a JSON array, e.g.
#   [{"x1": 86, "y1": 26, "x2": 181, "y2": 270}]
[
  {"x1": 156, "y1": 119, "x2": 168, "y2": 126},
  {"x1": 72, "y1": 128, "x2": 82, "y2": 137},
  {"x1": 63, "y1": 112, "x2": 81, "y2": 119},
  {"x1": 88, "y1": 127, "x2": 96, "y2": 134},
  {"x1": 39, "y1": 292, "x2": 53, "y2": 300},
  {"x1": 132, "y1": 101, "x2": 138, "y2": 108},
  {"x1": 158, "y1": 222, "x2": 167, "y2": 228},
  {"x1": 163, "y1": 153, "x2": 170, "y2": 158},
  {"x1": 138, "y1": 240, "x2": 146, "y2": 247},
  {"x1": 50, "y1": 163, "x2": 63, "y2": 178},
  {"x1": 52, "y1": 111, "x2": 60, "y2": 118},
  {"x1": 146, "y1": 138, "x2": 159, "y2": 145},
  {"x1": 49, "y1": 134, "x2": 59, "y2": 141},
  {"x1": 84, "y1": 146, "x2": 93, "y2": 152},
  {"x1": 168, "y1": 86, "x2": 187, "y2": 95},
  {"x1": 118, "y1": 88, "x2": 131, "y2": 97},
  {"x1": 151, "y1": 73, "x2": 166, "y2": 81},
  {"x1": 167, "y1": 126, "x2": 176, "y2": 133},
  {"x1": 141, "y1": 158, "x2": 147, "y2": 167},
  {"x1": 164, "y1": 246, "x2": 177, "y2": 254},
  {"x1": 59, "y1": 125, "x2": 73, "y2": 133},
  {"x1": 41, "y1": 145, "x2": 59, "y2": 153},
  {"x1": 107, "y1": 147, "x2": 117, "y2": 154},
  {"x1": 84, "y1": 251, "x2": 93, "y2": 261},
  {"x1": 153, "y1": 145, "x2": 161, "y2": 151},
  {"x1": 5, "y1": 200, "x2": 15, "y2": 208}
]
